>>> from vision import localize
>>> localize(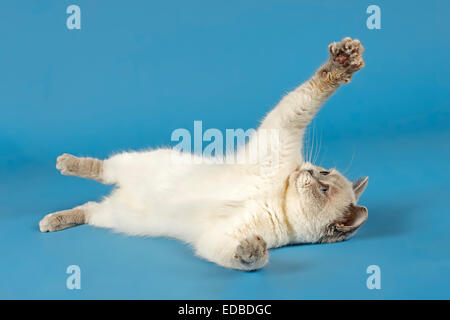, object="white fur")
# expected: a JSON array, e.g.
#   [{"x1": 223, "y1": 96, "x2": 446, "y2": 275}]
[
  {"x1": 84, "y1": 75, "x2": 340, "y2": 270},
  {"x1": 44, "y1": 38, "x2": 369, "y2": 270}
]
